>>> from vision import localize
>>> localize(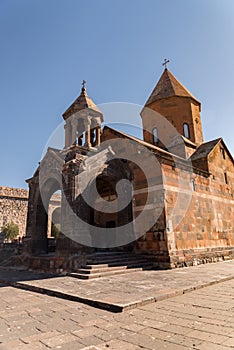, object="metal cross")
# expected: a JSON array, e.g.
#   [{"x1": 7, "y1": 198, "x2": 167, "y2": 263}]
[
  {"x1": 162, "y1": 58, "x2": 170, "y2": 69},
  {"x1": 82, "y1": 79, "x2": 86, "y2": 89}
]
